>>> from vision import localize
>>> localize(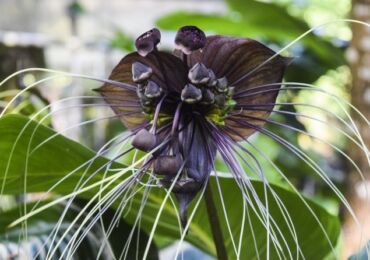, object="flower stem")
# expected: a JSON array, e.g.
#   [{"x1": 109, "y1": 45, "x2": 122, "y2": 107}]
[{"x1": 204, "y1": 181, "x2": 228, "y2": 260}]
